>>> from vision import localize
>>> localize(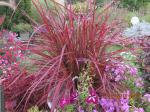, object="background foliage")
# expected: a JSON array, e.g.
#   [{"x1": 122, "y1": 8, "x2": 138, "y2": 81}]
[
  {"x1": 0, "y1": 0, "x2": 31, "y2": 30},
  {"x1": 120, "y1": 0, "x2": 150, "y2": 11}
]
